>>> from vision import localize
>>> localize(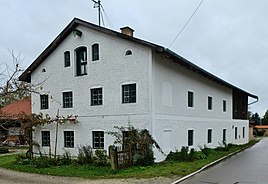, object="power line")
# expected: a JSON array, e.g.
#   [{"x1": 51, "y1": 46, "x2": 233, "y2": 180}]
[{"x1": 168, "y1": 0, "x2": 205, "y2": 49}]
